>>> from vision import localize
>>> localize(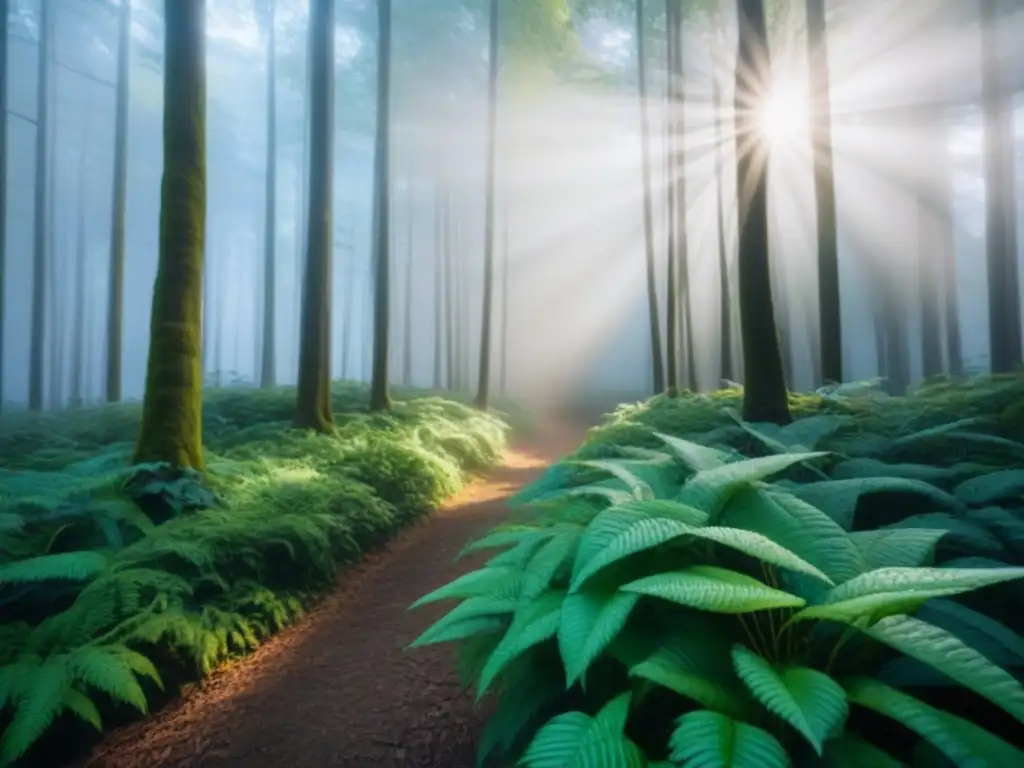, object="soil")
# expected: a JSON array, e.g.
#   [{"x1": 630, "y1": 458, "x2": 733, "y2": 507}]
[{"x1": 71, "y1": 420, "x2": 584, "y2": 768}]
